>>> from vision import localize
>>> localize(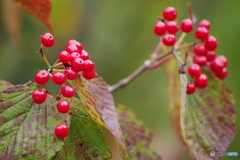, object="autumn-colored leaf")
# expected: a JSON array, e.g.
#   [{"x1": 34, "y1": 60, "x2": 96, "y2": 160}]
[
  {"x1": 68, "y1": 75, "x2": 129, "y2": 159},
  {"x1": 167, "y1": 58, "x2": 236, "y2": 160},
  {"x1": 54, "y1": 99, "x2": 112, "y2": 160},
  {"x1": 12, "y1": 0, "x2": 52, "y2": 31},
  {"x1": 0, "y1": 82, "x2": 64, "y2": 159},
  {"x1": 0, "y1": 80, "x2": 14, "y2": 91},
  {"x1": 117, "y1": 104, "x2": 161, "y2": 160}
]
